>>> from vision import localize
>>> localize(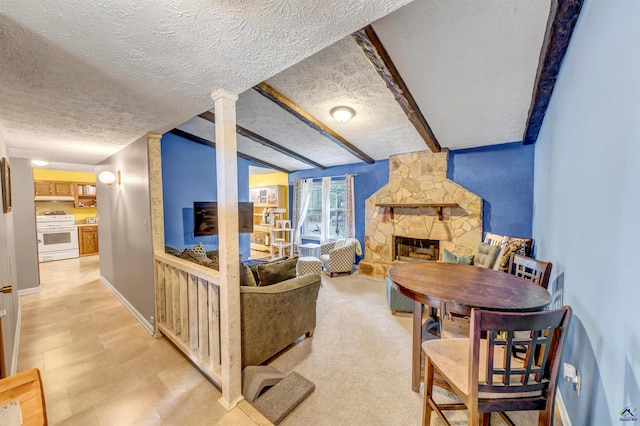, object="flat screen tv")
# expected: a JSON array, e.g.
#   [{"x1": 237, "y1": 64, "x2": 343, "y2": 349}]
[{"x1": 194, "y1": 202, "x2": 254, "y2": 236}]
